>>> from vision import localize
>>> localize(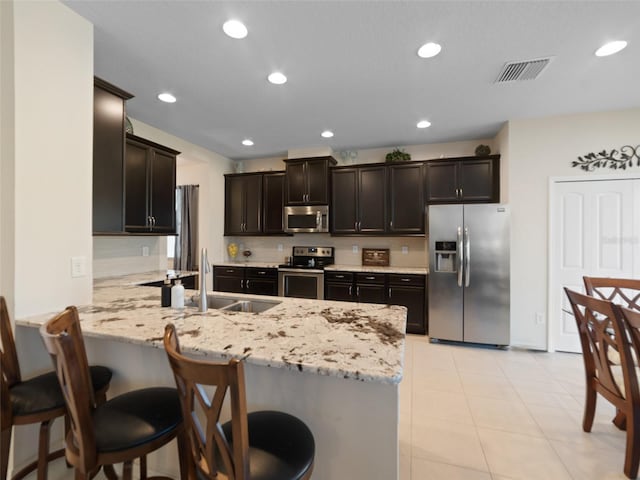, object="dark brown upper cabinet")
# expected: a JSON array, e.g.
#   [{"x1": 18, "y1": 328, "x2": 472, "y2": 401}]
[
  {"x1": 124, "y1": 134, "x2": 179, "y2": 233},
  {"x1": 285, "y1": 156, "x2": 337, "y2": 205},
  {"x1": 92, "y1": 77, "x2": 133, "y2": 234},
  {"x1": 262, "y1": 172, "x2": 288, "y2": 235},
  {"x1": 388, "y1": 162, "x2": 425, "y2": 234},
  {"x1": 426, "y1": 155, "x2": 500, "y2": 204},
  {"x1": 331, "y1": 166, "x2": 387, "y2": 234},
  {"x1": 224, "y1": 173, "x2": 263, "y2": 235}
]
